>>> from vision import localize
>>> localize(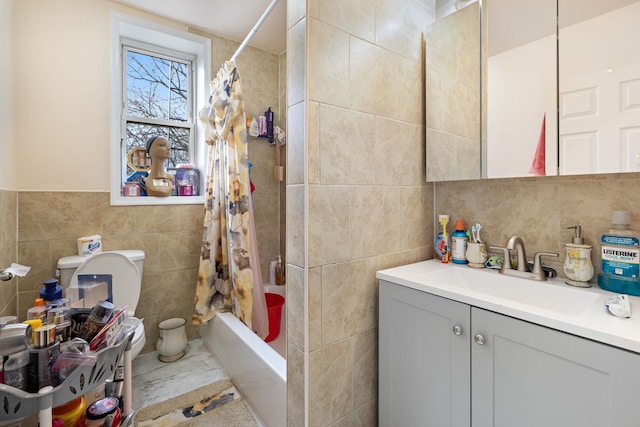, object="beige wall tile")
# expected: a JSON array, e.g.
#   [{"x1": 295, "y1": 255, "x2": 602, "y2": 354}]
[
  {"x1": 349, "y1": 186, "x2": 399, "y2": 259},
  {"x1": 317, "y1": 0, "x2": 375, "y2": 43},
  {"x1": 319, "y1": 105, "x2": 375, "y2": 185},
  {"x1": 398, "y1": 186, "x2": 433, "y2": 250},
  {"x1": 321, "y1": 258, "x2": 377, "y2": 345},
  {"x1": 308, "y1": 185, "x2": 350, "y2": 267},
  {"x1": 309, "y1": 338, "x2": 353, "y2": 426},
  {"x1": 349, "y1": 37, "x2": 423, "y2": 124},
  {"x1": 374, "y1": 117, "x2": 424, "y2": 186},
  {"x1": 288, "y1": 101, "x2": 306, "y2": 185},
  {"x1": 18, "y1": 192, "x2": 83, "y2": 241},
  {"x1": 288, "y1": 18, "x2": 307, "y2": 107},
  {"x1": 308, "y1": 266, "x2": 322, "y2": 351},
  {"x1": 351, "y1": 328, "x2": 377, "y2": 411},
  {"x1": 288, "y1": 0, "x2": 307, "y2": 30},
  {"x1": 328, "y1": 399, "x2": 377, "y2": 427},
  {"x1": 0, "y1": 190, "x2": 17, "y2": 317},
  {"x1": 307, "y1": 101, "x2": 320, "y2": 185},
  {"x1": 287, "y1": 263, "x2": 305, "y2": 350},
  {"x1": 308, "y1": 19, "x2": 350, "y2": 108},
  {"x1": 287, "y1": 343, "x2": 306, "y2": 427},
  {"x1": 376, "y1": 0, "x2": 431, "y2": 60},
  {"x1": 287, "y1": 184, "x2": 306, "y2": 268}
]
